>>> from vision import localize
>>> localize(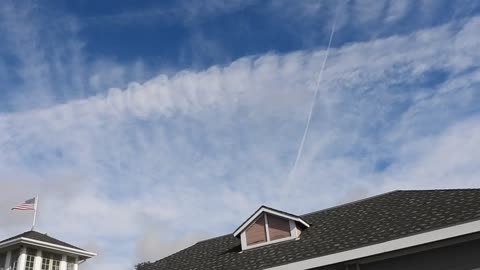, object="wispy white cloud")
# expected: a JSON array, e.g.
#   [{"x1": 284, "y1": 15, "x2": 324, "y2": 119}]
[
  {"x1": 381, "y1": 116, "x2": 480, "y2": 190},
  {"x1": 84, "y1": 0, "x2": 256, "y2": 26},
  {"x1": 0, "y1": 0, "x2": 150, "y2": 112},
  {"x1": 385, "y1": 0, "x2": 410, "y2": 22},
  {"x1": 353, "y1": 0, "x2": 387, "y2": 24}
]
